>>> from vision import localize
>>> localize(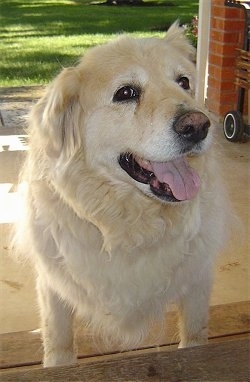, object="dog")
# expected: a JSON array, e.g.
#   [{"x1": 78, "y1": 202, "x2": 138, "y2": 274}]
[{"x1": 14, "y1": 22, "x2": 228, "y2": 367}]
